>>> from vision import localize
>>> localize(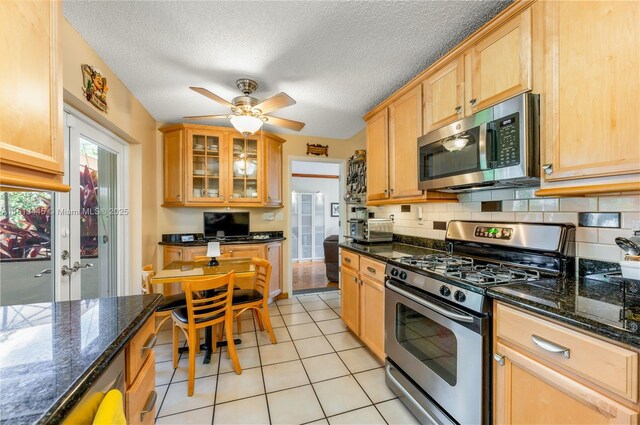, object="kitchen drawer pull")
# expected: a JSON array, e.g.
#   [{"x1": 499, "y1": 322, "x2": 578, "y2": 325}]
[
  {"x1": 140, "y1": 391, "x2": 157, "y2": 421},
  {"x1": 140, "y1": 333, "x2": 157, "y2": 357},
  {"x1": 344, "y1": 257, "x2": 351, "y2": 263},
  {"x1": 366, "y1": 266, "x2": 376, "y2": 274},
  {"x1": 531, "y1": 334, "x2": 570, "y2": 359}
]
